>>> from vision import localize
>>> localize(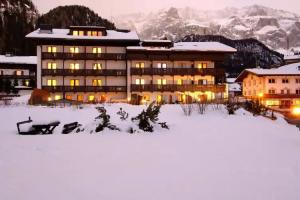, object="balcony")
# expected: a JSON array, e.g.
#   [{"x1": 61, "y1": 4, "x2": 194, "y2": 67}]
[
  {"x1": 130, "y1": 68, "x2": 225, "y2": 76},
  {"x1": 42, "y1": 86, "x2": 127, "y2": 93},
  {"x1": 0, "y1": 74, "x2": 35, "y2": 79},
  {"x1": 42, "y1": 69, "x2": 126, "y2": 76},
  {"x1": 264, "y1": 94, "x2": 300, "y2": 99},
  {"x1": 42, "y1": 52, "x2": 126, "y2": 60},
  {"x1": 131, "y1": 84, "x2": 226, "y2": 93}
]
